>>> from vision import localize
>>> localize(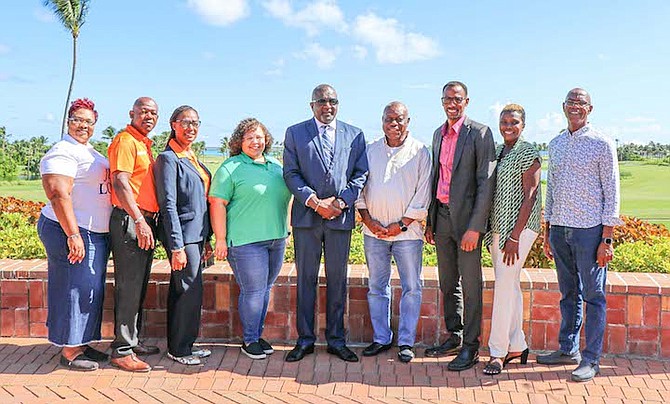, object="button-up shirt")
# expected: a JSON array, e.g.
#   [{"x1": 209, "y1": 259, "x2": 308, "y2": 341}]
[
  {"x1": 545, "y1": 124, "x2": 623, "y2": 228},
  {"x1": 355, "y1": 133, "x2": 432, "y2": 241},
  {"x1": 436, "y1": 115, "x2": 465, "y2": 204}
]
